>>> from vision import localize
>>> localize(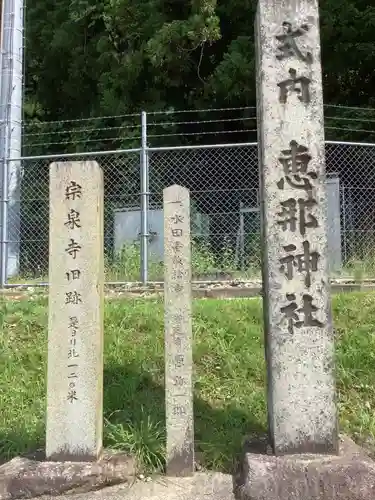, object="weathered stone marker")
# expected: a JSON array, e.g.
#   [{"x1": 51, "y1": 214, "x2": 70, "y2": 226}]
[
  {"x1": 163, "y1": 184, "x2": 194, "y2": 476},
  {"x1": 47, "y1": 161, "x2": 104, "y2": 461},
  {"x1": 255, "y1": 0, "x2": 338, "y2": 455}
]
